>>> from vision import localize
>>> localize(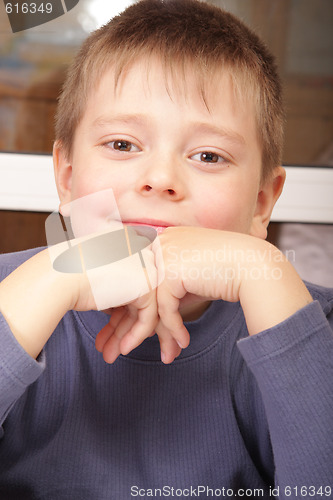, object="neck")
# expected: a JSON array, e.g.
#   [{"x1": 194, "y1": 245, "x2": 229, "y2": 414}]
[{"x1": 180, "y1": 300, "x2": 211, "y2": 322}]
